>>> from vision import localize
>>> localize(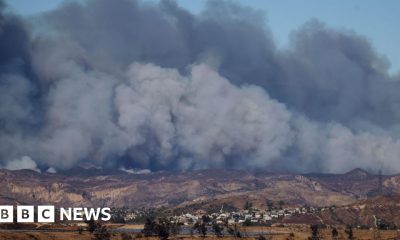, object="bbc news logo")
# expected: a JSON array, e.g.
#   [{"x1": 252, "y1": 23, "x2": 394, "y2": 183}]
[{"x1": 0, "y1": 206, "x2": 111, "y2": 223}]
